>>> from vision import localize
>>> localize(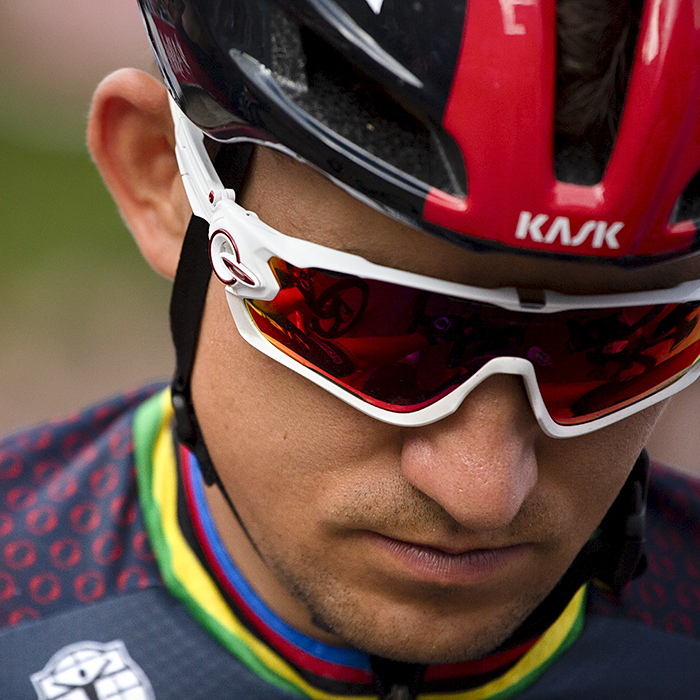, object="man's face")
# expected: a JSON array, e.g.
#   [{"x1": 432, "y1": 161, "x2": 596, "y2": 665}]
[{"x1": 191, "y1": 148, "x2": 669, "y2": 664}]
